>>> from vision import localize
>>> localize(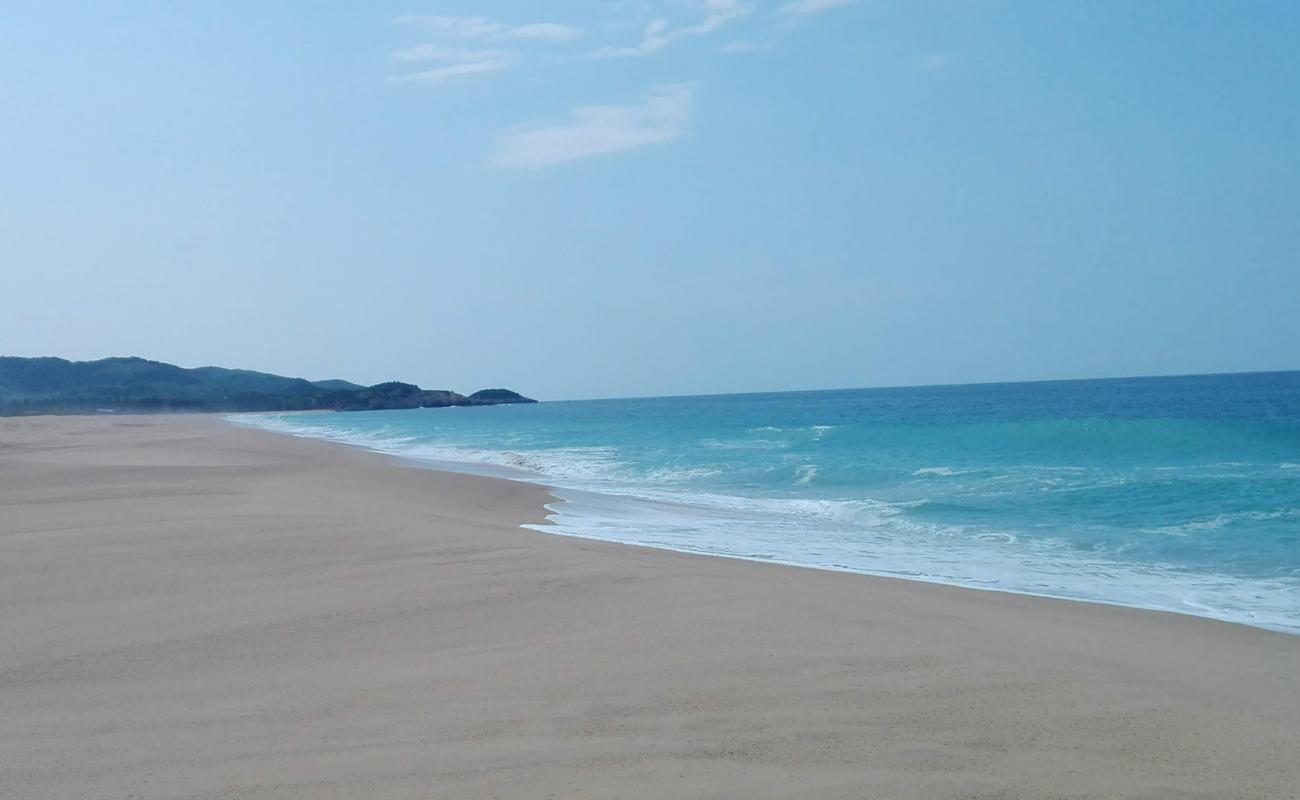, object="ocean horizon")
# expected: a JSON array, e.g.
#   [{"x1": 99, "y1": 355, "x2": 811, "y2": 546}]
[{"x1": 234, "y1": 369, "x2": 1300, "y2": 633}]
